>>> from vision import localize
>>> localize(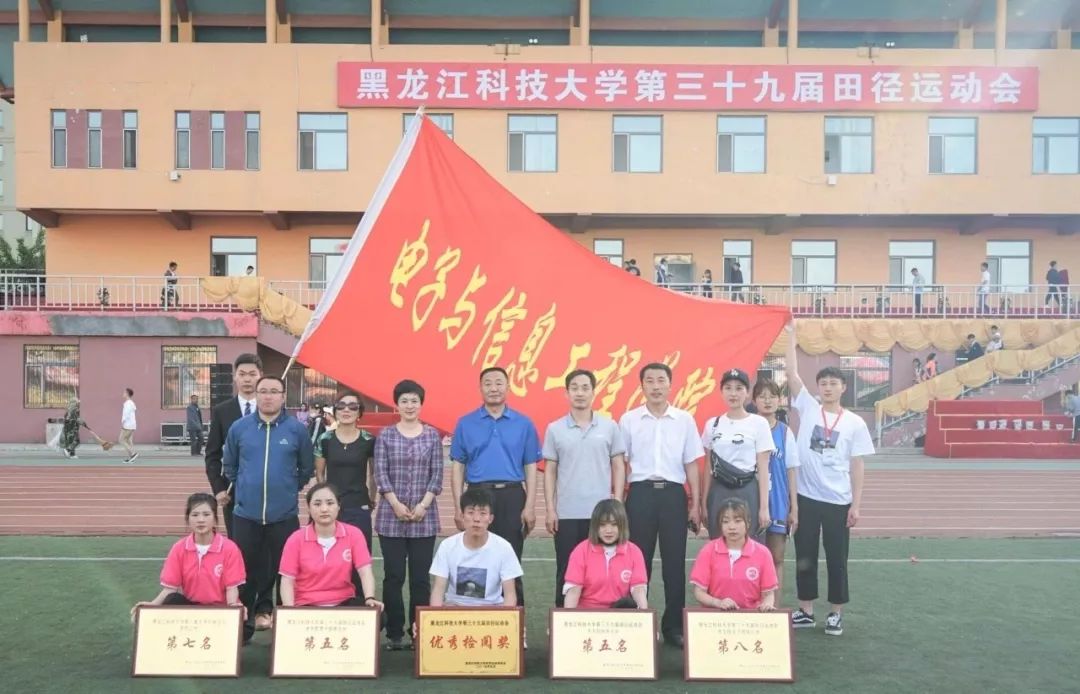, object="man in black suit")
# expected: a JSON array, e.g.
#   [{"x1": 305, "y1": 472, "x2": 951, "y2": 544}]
[{"x1": 205, "y1": 353, "x2": 263, "y2": 534}]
